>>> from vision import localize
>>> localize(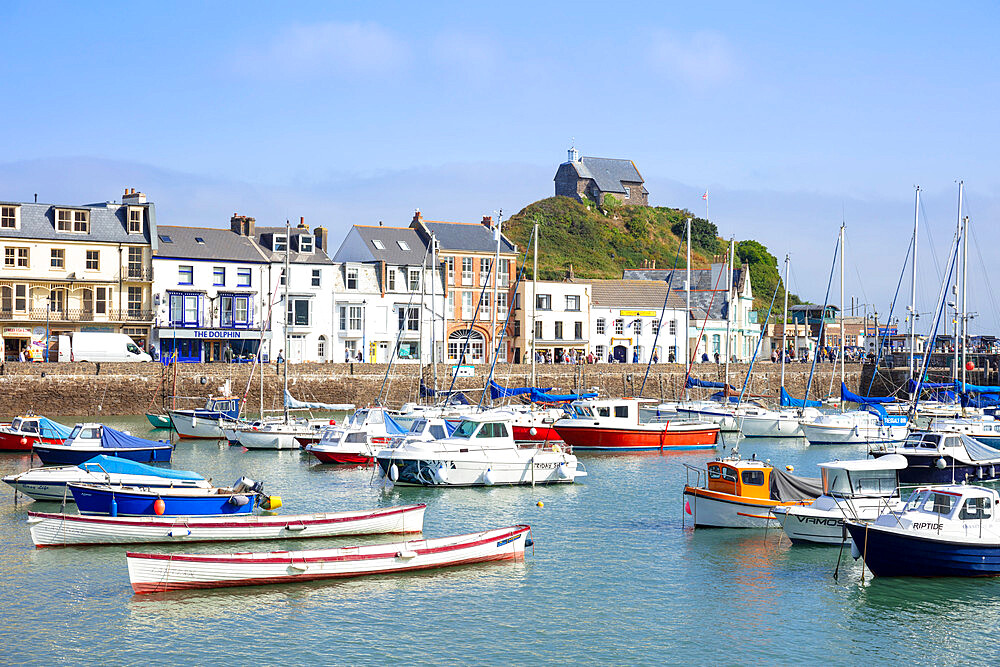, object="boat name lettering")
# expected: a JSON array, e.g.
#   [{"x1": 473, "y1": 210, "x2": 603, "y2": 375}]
[
  {"x1": 496, "y1": 535, "x2": 521, "y2": 547},
  {"x1": 796, "y1": 516, "x2": 842, "y2": 526},
  {"x1": 193, "y1": 330, "x2": 242, "y2": 339},
  {"x1": 911, "y1": 522, "x2": 943, "y2": 530}
]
